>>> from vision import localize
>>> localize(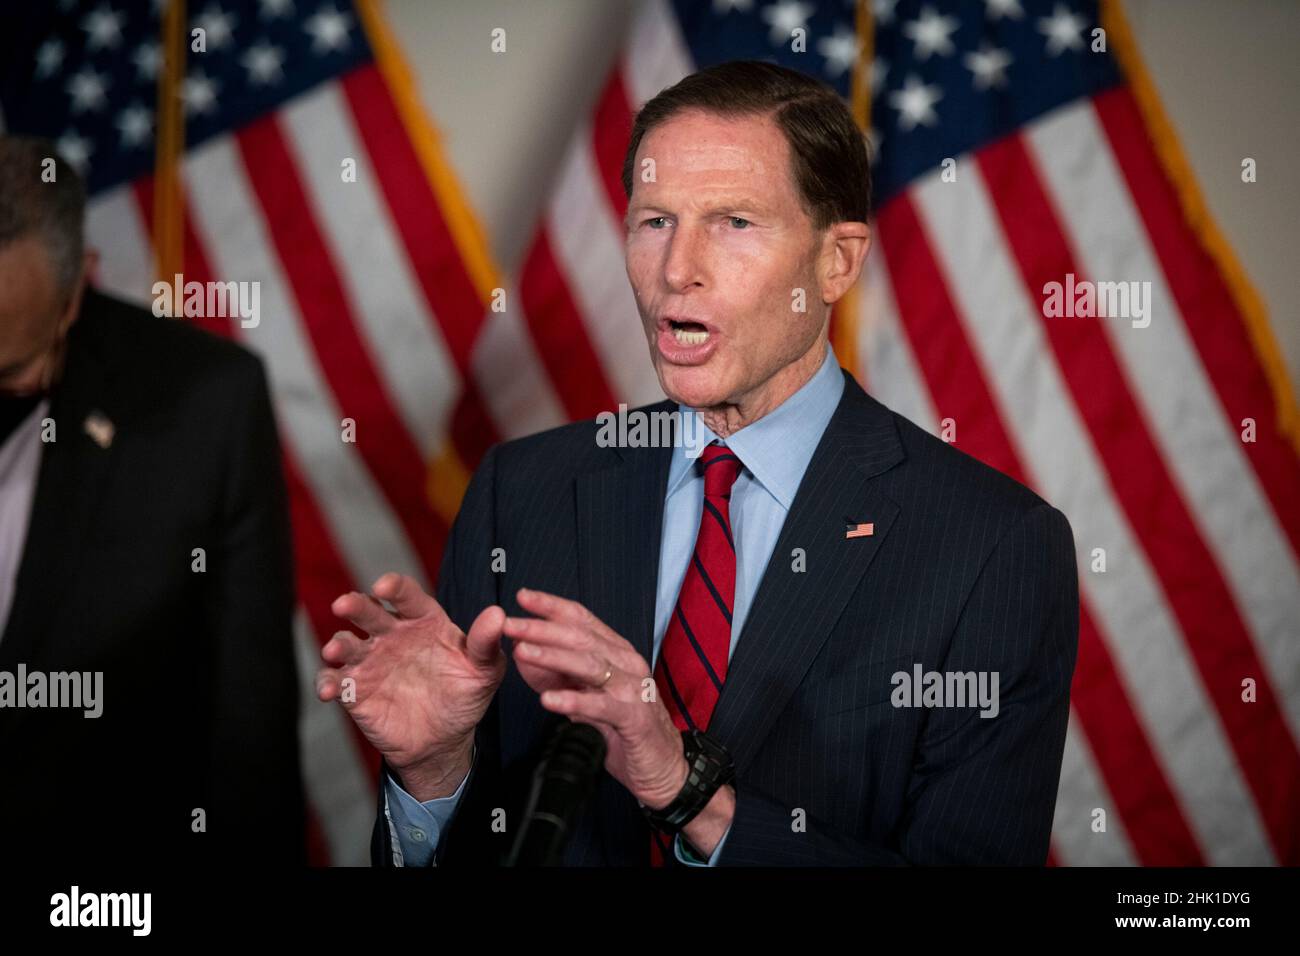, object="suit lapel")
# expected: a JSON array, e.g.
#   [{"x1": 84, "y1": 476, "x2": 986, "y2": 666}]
[
  {"x1": 573, "y1": 405, "x2": 677, "y2": 863},
  {"x1": 707, "y1": 372, "x2": 906, "y2": 774},
  {"x1": 572, "y1": 378, "x2": 906, "y2": 778},
  {"x1": 574, "y1": 402, "x2": 675, "y2": 665},
  {"x1": 0, "y1": 310, "x2": 121, "y2": 671}
]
